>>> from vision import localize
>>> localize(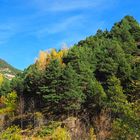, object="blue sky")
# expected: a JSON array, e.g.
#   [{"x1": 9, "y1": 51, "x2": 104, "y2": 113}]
[{"x1": 0, "y1": 0, "x2": 140, "y2": 70}]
